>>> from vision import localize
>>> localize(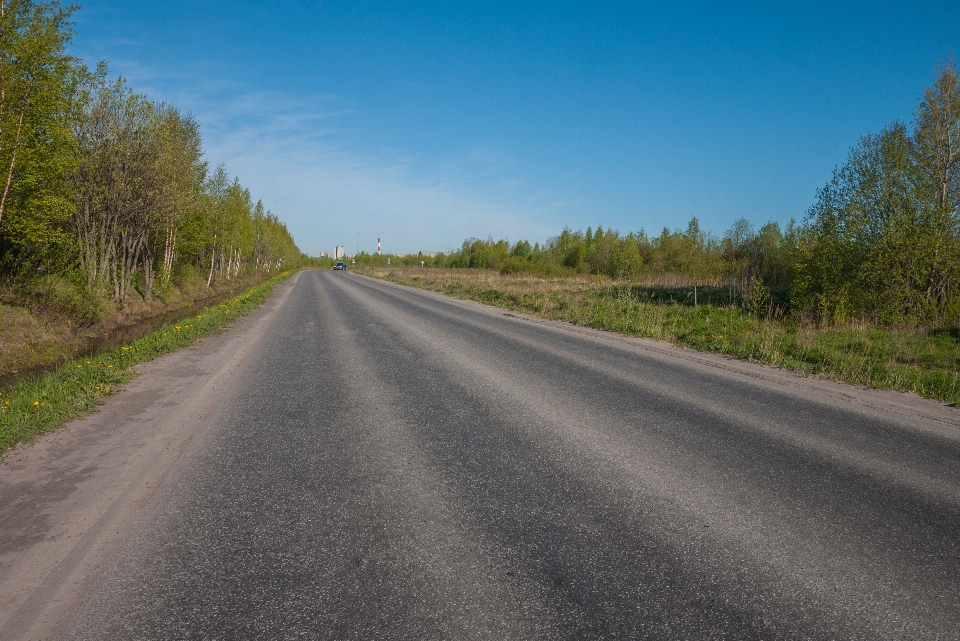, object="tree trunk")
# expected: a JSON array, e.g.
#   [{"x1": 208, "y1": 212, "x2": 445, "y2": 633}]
[
  {"x1": 0, "y1": 91, "x2": 29, "y2": 225},
  {"x1": 142, "y1": 233, "x2": 156, "y2": 302},
  {"x1": 207, "y1": 247, "x2": 216, "y2": 287},
  {"x1": 116, "y1": 229, "x2": 144, "y2": 304}
]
